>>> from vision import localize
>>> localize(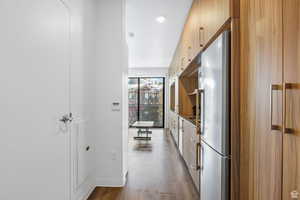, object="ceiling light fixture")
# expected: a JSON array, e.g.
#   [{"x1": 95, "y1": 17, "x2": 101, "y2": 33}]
[
  {"x1": 156, "y1": 16, "x2": 166, "y2": 23},
  {"x1": 128, "y1": 32, "x2": 135, "y2": 38}
]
